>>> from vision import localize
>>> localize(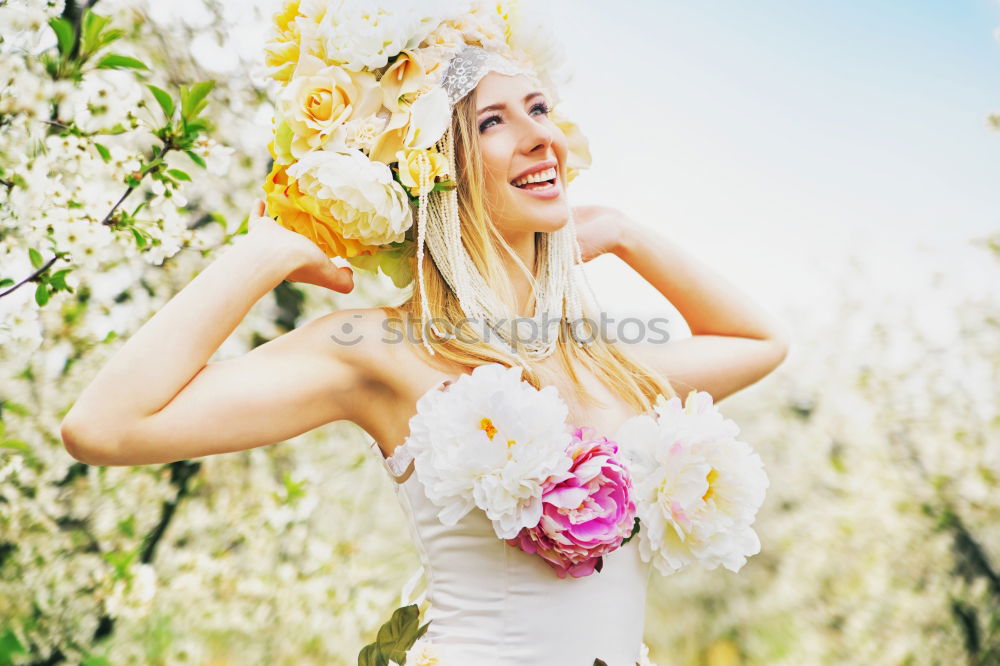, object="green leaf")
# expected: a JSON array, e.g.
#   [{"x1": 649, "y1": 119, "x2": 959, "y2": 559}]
[
  {"x1": 80, "y1": 10, "x2": 111, "y2": 58},
  {"x1": 180, "y1": 81, "x2": 215, "y2": 120},
  {"x1": 234, "y1": 215, "x2": 249, "y2": 236},
  {"x1": 96, "y1": 54, "x2": 148, "y2": 71},
  {"x1": 0, "y1": 278, "x2": 14, "y2": 288},
  {"x1": 50, "y1": 269, "x2": 72, "y2": 292},
  {"x1": 41, "y1": 52, "x2": 60, "y2": 78},
  {"x1": 146, "y1": 85, "x2": 174, "y2": 119},
  {"x1": 184, "y1": 150, "x2": 206, "y2": 168},
  {"x1": 94, "y1": 142, "x2": 111, "y2": 163},
  {"x1": 48, "y1": 17, "x2": 75, "y2": 58},
  {"x1": 2, "y1": 402, "x2": 29, "y2": 417},
  {"x1": 28, "y1": 248, "x2": 43, "y2": 269},
  {"x1": 620, "y1": 516, "x2": 641, "y2": 546},
  {"x1": 184, "y1": 117, "x2": 209, "y2": 135},
  {"x1": 166, "y1": 169, "x2": 191, "y2": 182},
  {"x1": 34, "y1": 282, "x2": 50, "y2": 307},
  {"x1": 374, "y1": 604, "x2": 422, "y2": 663},
  {"x1": 96, "y1": 28, "x2": 124, "y2": 49},
  {"x1": 0, "y1": 626, "x2": 27, "y2": 660},
  {"x1": 0, "y1": 440, "x2": 30, "y2": 452},
  {"x1": 356, "y1": 605, "x2": 429, "y2": 666},
  {"x1": 356, "y1": 644, "x2": 379, "y2": 666},
  {"x1": 129, "y1": 227, "x2": 146, "y2": 248},
  {"x1": 81, "y1": 656, "x2": 111, "y2": 666}
]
